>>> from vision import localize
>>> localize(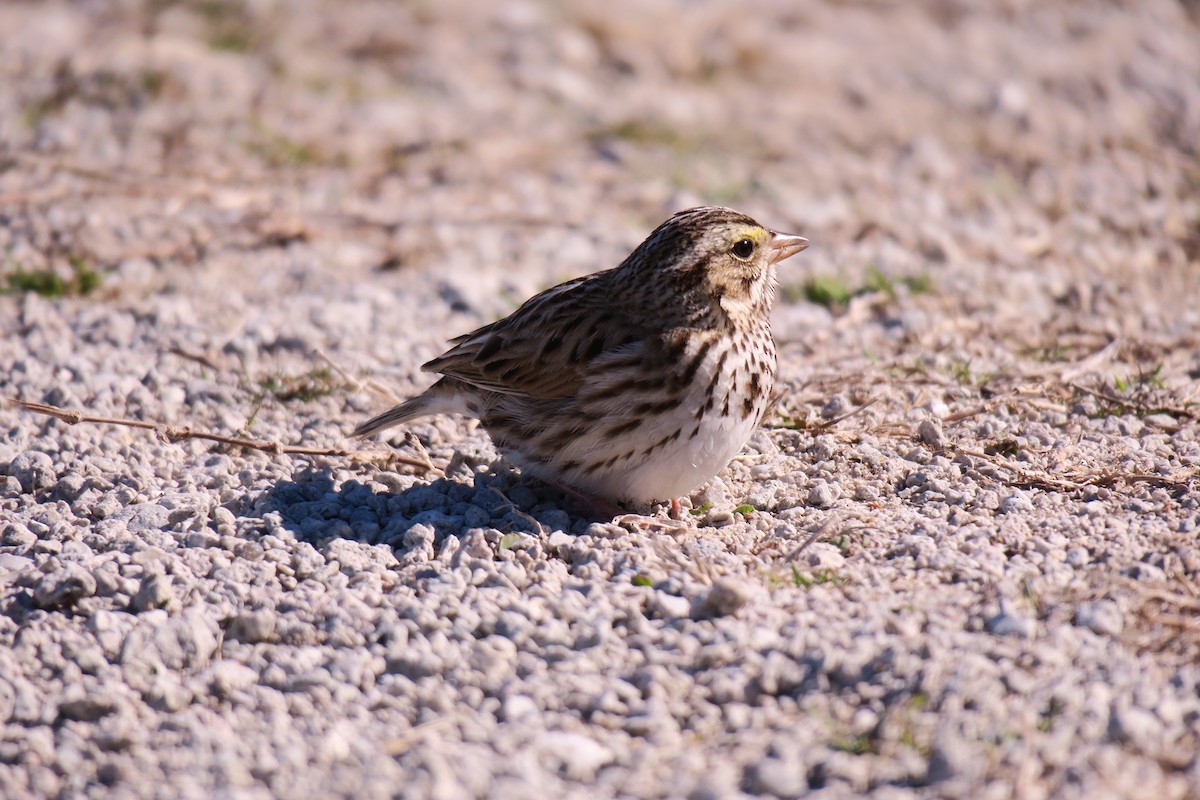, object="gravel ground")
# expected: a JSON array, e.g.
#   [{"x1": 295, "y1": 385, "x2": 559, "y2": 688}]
[{"x1": 2, "y1": 1, "x2": 1200, "y2": 798}]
